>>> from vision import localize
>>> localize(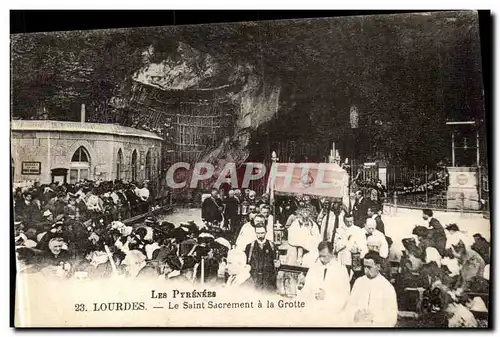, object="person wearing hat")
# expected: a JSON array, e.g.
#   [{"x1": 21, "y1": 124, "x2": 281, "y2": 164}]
[
  {"x1": 123, "y1": 184, "x2": 140, "y2": 217},
  {"x1": 422, "y1": 209, "x2": 447, "y2": 256},
  {"x1": 36, "y1": 219, "x2": 66, "y2": 251},
  {"x1": 246, "y1": 190, "x2": 258, "y2": 206},
  {"x1": 445, "y1": 224, "x2": 473, "y2": 250},
  {"x1": 64, "y1": 193, "x2": 78, "y2": 220},
  {"x1": 40, "y1": 237, "x2": 71, "y2": 267},
  {"x1": 153, "y1": 246, "x2": 183, "y2": 280},
  {"x1": 42, "y1": 210, "x2": 54, "y2": 223},
  {"x1": 46, "y1": 191, "x2": 67, "y2": 219}
]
